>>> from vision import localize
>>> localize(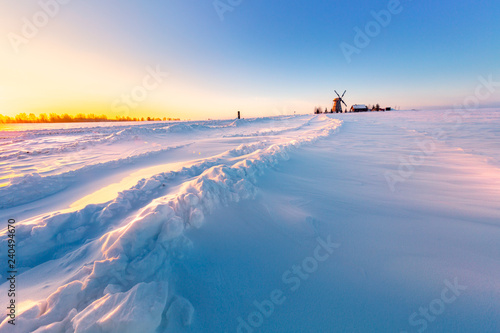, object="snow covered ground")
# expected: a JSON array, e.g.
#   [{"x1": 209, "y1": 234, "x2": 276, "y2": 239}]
[{"x1": 0, "y1": 110, "x2": 499, "y2": 332}]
